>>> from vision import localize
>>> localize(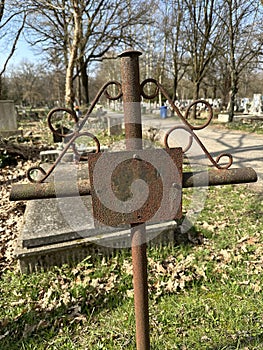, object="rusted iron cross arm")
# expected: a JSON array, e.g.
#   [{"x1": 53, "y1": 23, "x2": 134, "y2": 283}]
[{"x1": 10, "y1": 167, "x2": 257, "y2": 201}]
